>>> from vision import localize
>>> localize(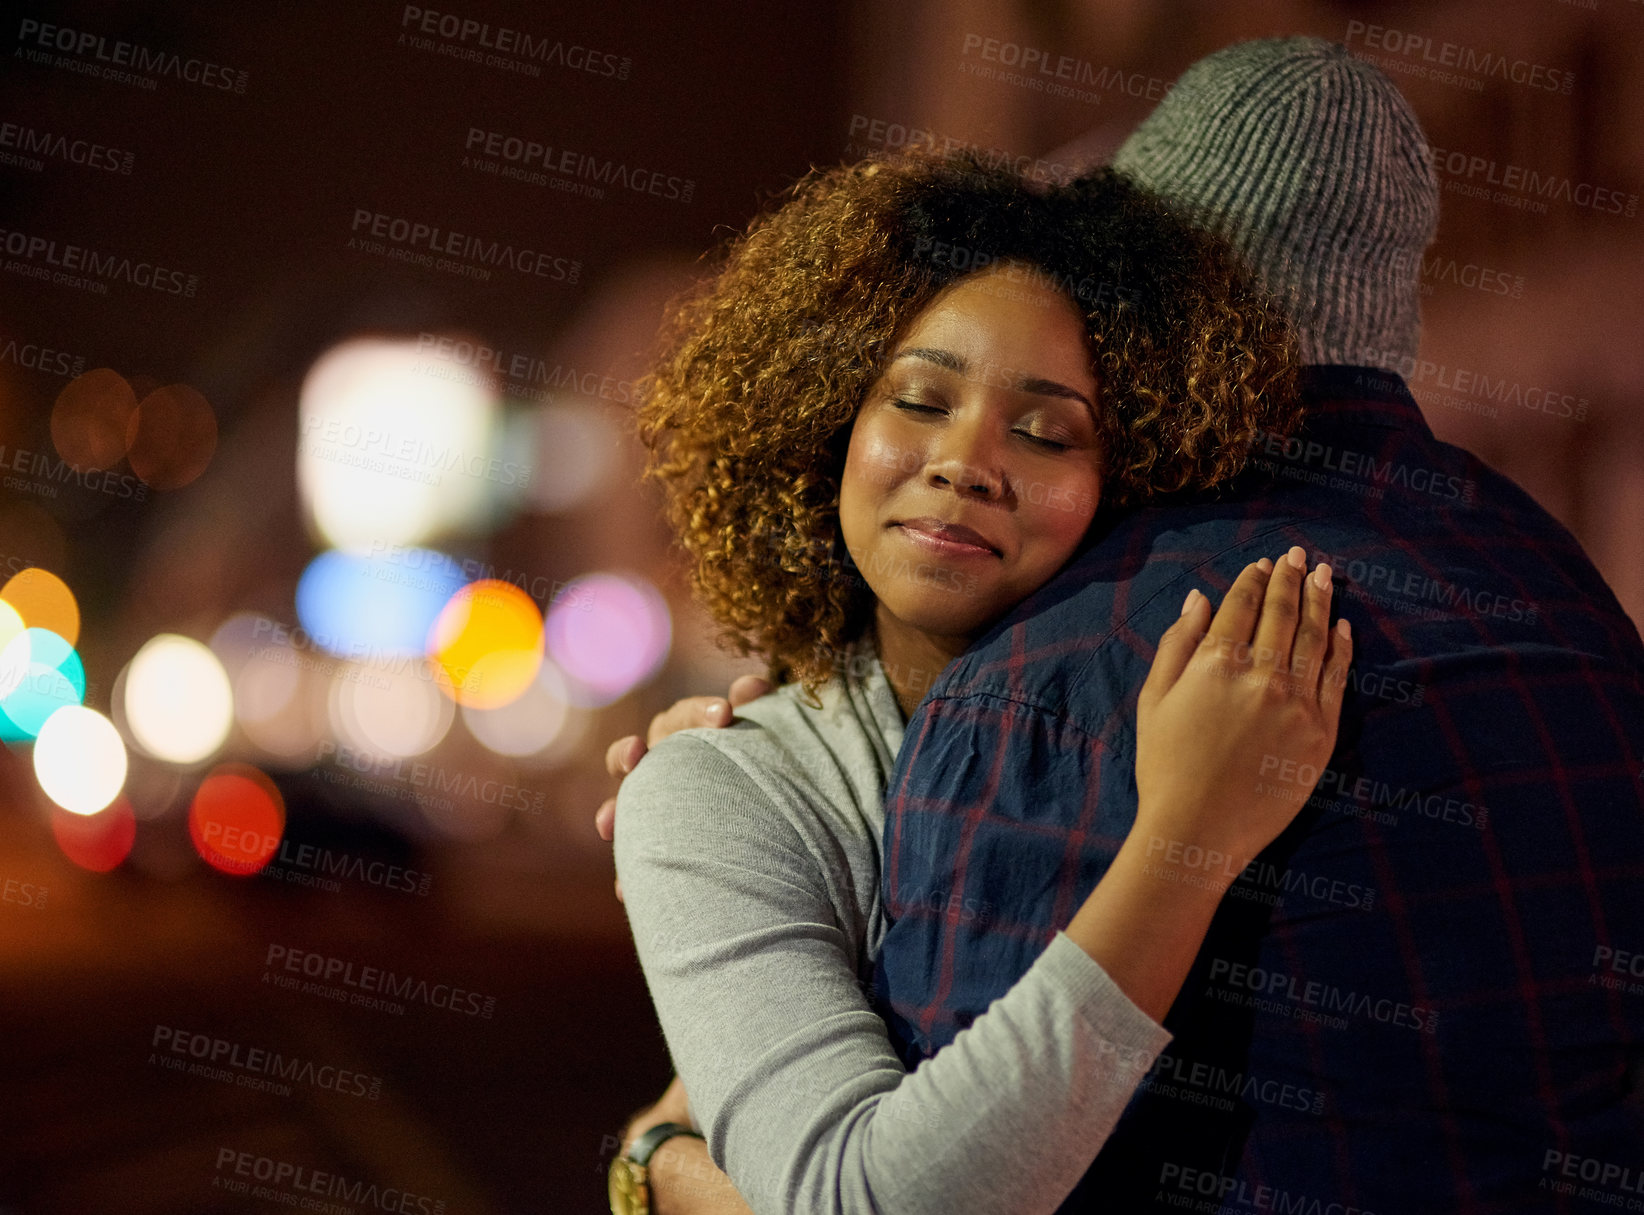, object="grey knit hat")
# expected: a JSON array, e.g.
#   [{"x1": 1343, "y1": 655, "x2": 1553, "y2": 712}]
[{"x1": 1112, "y1": 37, "x2": 1437, "y2": 372}]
